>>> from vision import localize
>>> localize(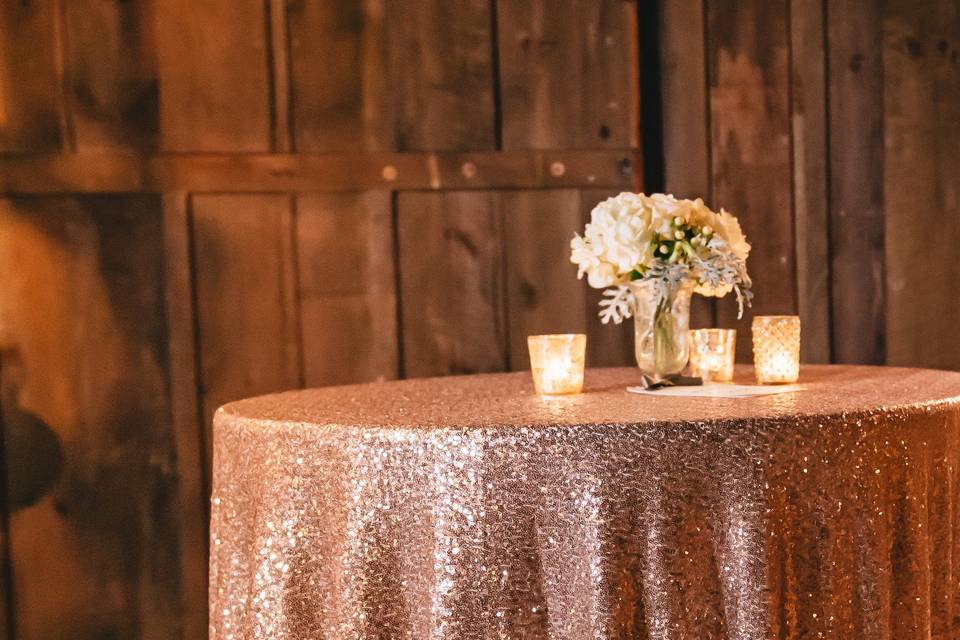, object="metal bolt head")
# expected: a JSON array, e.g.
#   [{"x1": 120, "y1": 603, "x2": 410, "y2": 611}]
[
  {"x1": 461, "y1": 162, "x2": 477, "y2": 179},
  {"x1": 382, "y1": 165, "x2": 398, "y2": 181},
  {"x1": 549, "y1": 161, "x2": 566, "y2": 177}
]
